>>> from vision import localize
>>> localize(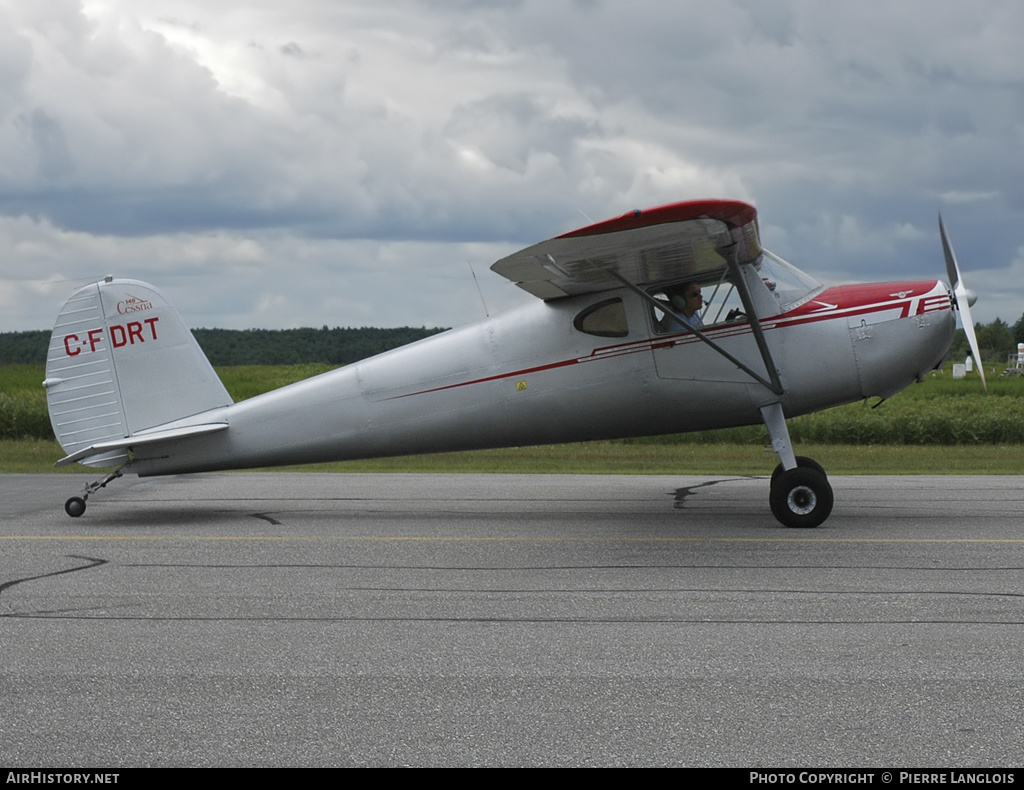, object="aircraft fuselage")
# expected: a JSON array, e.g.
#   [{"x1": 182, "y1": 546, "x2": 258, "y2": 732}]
[{"x1": 129, "y1": 277, "x2": 953, "y2": 476}]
